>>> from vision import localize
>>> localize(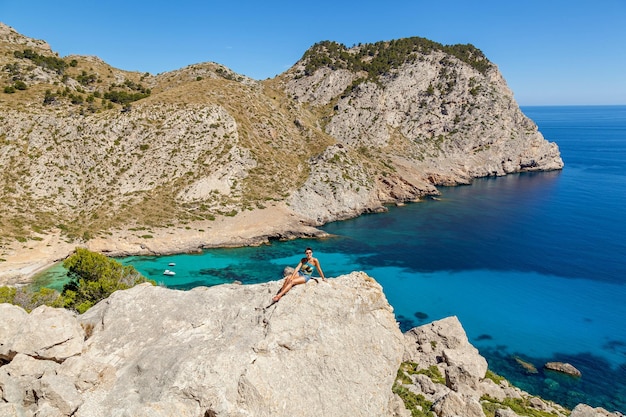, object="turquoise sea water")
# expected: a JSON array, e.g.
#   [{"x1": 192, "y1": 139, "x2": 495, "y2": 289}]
[{"x1": 35, "y1": 105, "x2": 626, "y2": 412}]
